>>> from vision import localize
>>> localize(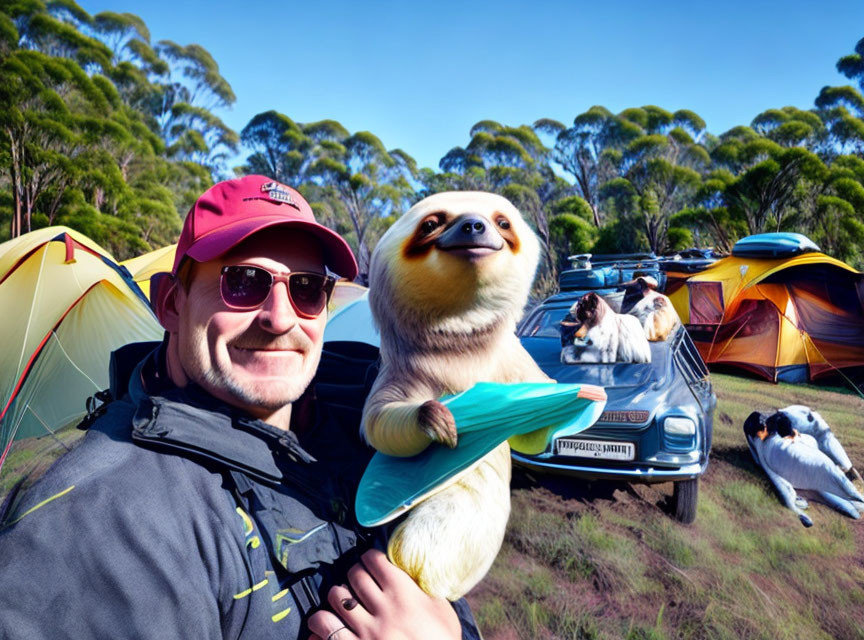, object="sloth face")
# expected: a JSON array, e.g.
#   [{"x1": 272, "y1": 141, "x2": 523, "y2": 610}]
[
  {"x1": 369, "y1": 191, "x2": 540, "y2": 332},
  {"x1": 402, "y1": 209, "x2": 520, "y2": 261}
]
